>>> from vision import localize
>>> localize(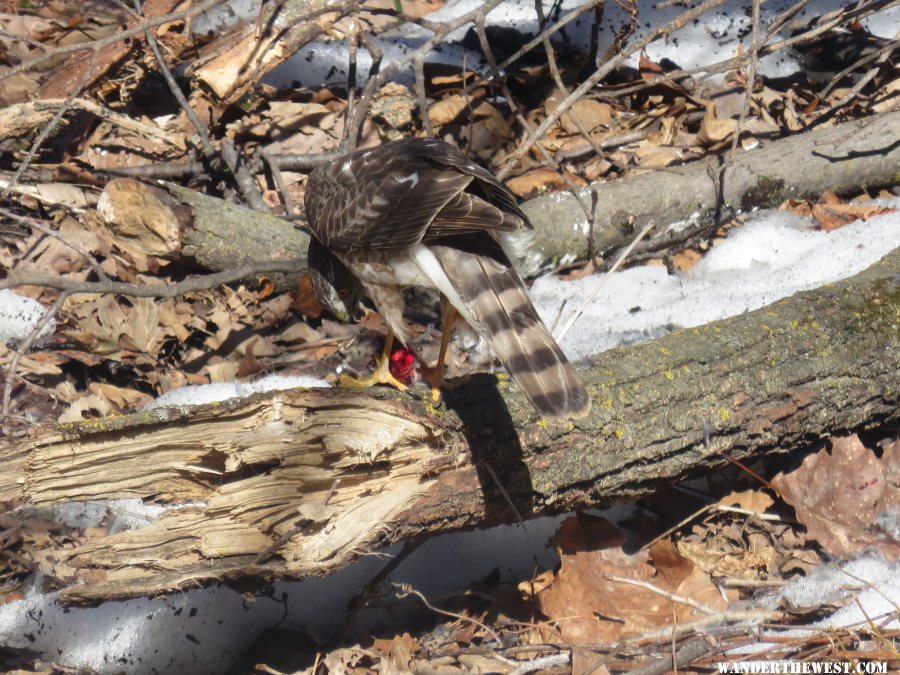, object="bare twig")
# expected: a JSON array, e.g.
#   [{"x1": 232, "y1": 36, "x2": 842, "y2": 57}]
[
  {"x1": 727, "y1": 0, "x2": 761, "y2": 162},
  {"x1": 134, "y1": 0, "x2": 269, "y2": 213},
  {"x1": 259, "y1": 148, "x2": 296, "y2": 218},
  {"x1": 605, "y1": 575, "x2": 717, "y2": 616},
  {"x1": 0, "y1": 260, "x2": 304, "y2": 297},
  {"x1": 498, "y1": 0, "x2": 729, "y2": 181},
  {"x1": 555, "y1": 220, "x2": 655, "y2": 343},
  {"x1": 345, "y1": 0, "x2": 505, "y2": 149},
  {"x1": 393, "y1": 582, "x2": 505, "y2": 646},
  {"x1": 414, "y1": 52, "x2": 433, "y2": 137}
]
